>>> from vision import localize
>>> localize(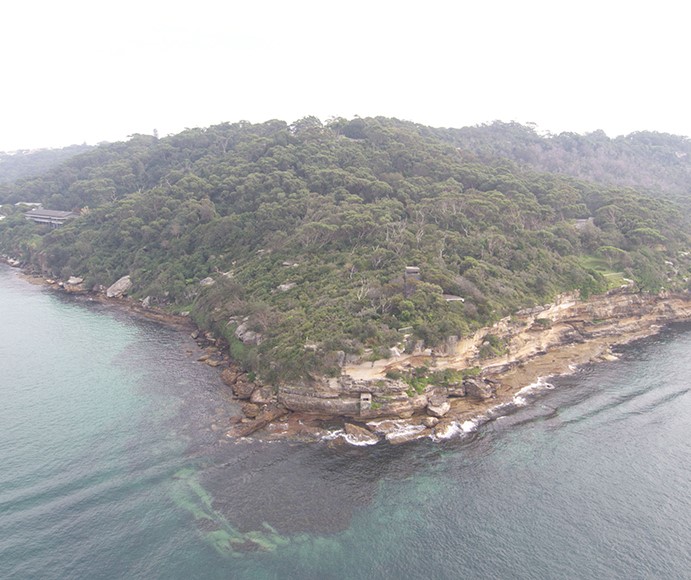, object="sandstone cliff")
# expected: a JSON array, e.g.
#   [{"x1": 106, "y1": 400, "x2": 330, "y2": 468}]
[{"x1": 273, "y1": 290, "x2": 691, "y2": 424}]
